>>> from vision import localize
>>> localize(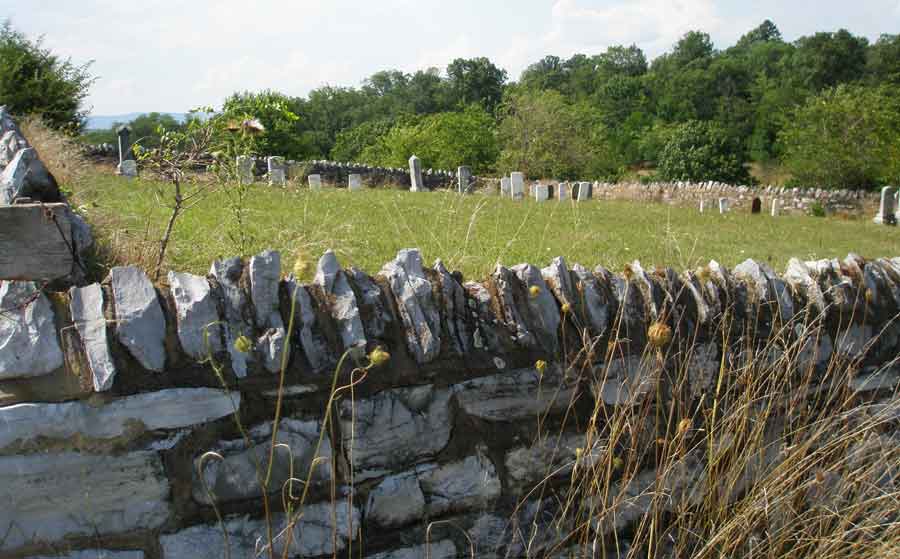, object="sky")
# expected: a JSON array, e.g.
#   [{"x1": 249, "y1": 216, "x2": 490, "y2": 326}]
[{"x1": 4, "y1": 0, "x2": 900, "y2": 115}]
